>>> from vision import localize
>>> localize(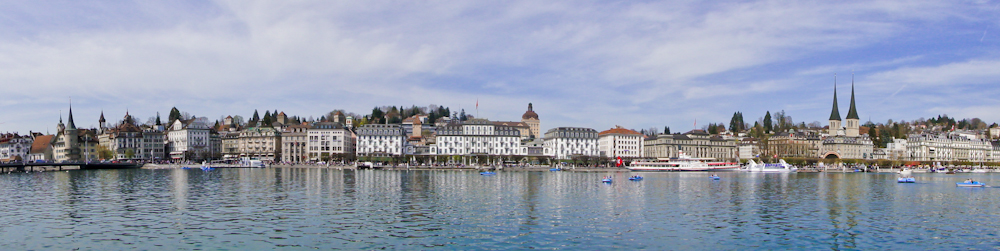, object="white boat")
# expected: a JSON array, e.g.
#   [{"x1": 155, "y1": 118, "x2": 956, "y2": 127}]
[
  {"x1": 628, "y1": 151, "x2": 739, "y2": 172},
  {"x1": 743, "y1": 159, "x2": 797, "y2": 173}
]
